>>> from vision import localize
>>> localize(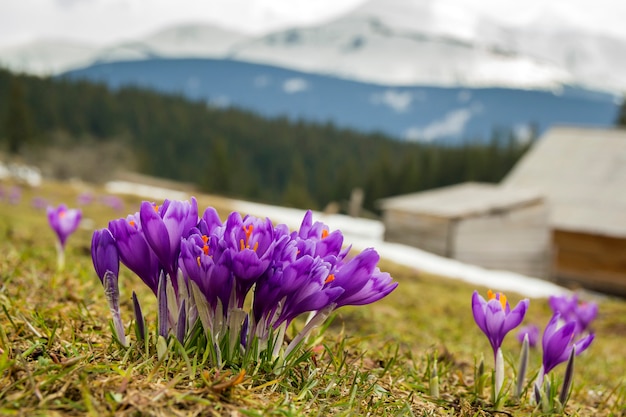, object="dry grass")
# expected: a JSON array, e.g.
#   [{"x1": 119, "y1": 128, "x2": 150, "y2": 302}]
[{"x1": 1, "y1": 179, "x2": 625, "y2": 416}]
